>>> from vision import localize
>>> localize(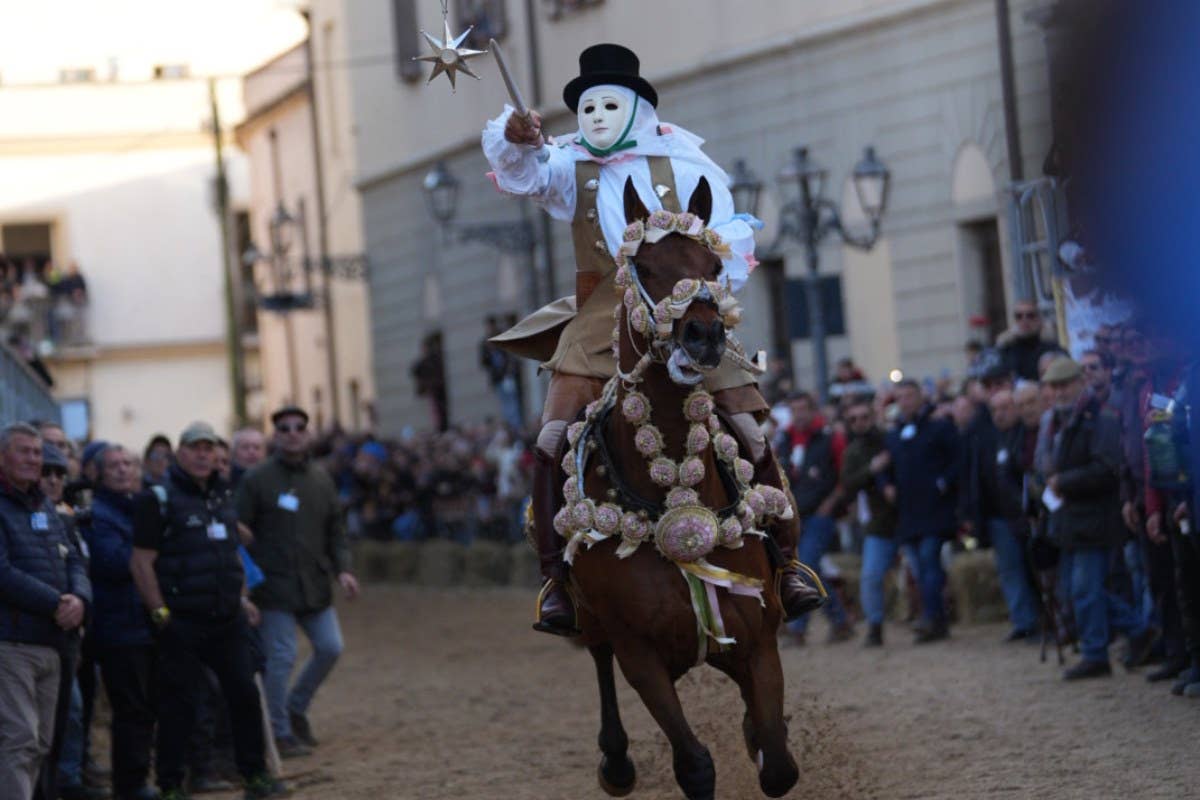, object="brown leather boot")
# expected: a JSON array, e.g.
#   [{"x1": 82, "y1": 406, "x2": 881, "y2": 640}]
[
  {"x1": 531, "y1": 448, "x2": 580, "y2": 636},
  {"x1": 752, "y1": 445, "x2": 826, "y2": 620}
]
